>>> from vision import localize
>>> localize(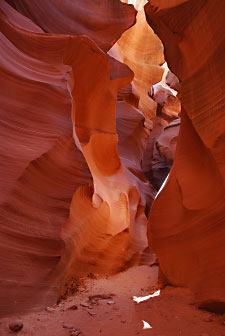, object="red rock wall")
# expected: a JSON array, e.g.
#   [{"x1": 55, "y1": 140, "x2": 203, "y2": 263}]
[
  {"x1": 145, "y1": 0, "x2": 225, "y2": 312},
  {"x1": 0, "y1": 0, "x2": 156, "y2": 316},
  {"x1": 0, "y1": 1, "x2": 93, "y2": 316},
  {"x1": 1, "y1": 0, "x2": 224, "y2": 317},
  {"x1": 0, "y1": 0, "x2": 140, "y2": 316},
  {"x1": 6, "y1": 0, "x2": 137, "y2": 52},
  {"x1": 60, "y1": 39, "x2": 155, "y2": 291}
]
